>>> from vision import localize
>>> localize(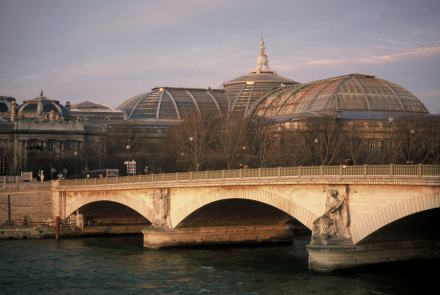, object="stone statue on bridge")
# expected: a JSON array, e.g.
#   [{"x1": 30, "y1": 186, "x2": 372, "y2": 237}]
[
  {"x1": 152, "y1": 189, "x2": 170, "y2": 227},
  {"x1": 312, "y1": 188, "x2": 351, "y2": 245}
]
